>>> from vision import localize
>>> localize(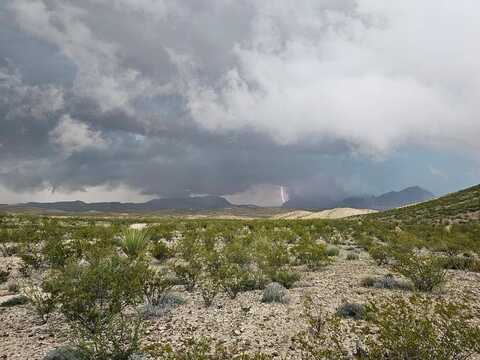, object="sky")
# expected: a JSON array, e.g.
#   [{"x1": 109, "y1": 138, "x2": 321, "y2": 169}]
[{"x1": 0, "y1": 0, "x2": 479, "y2": 206}]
